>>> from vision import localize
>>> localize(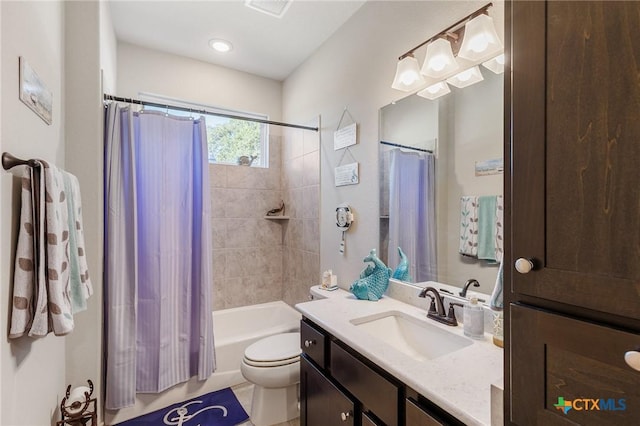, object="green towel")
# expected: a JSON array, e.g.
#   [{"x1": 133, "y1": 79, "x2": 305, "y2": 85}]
[{"x1": 477, "y1": 196, "x2": 497, "y2": 262}]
